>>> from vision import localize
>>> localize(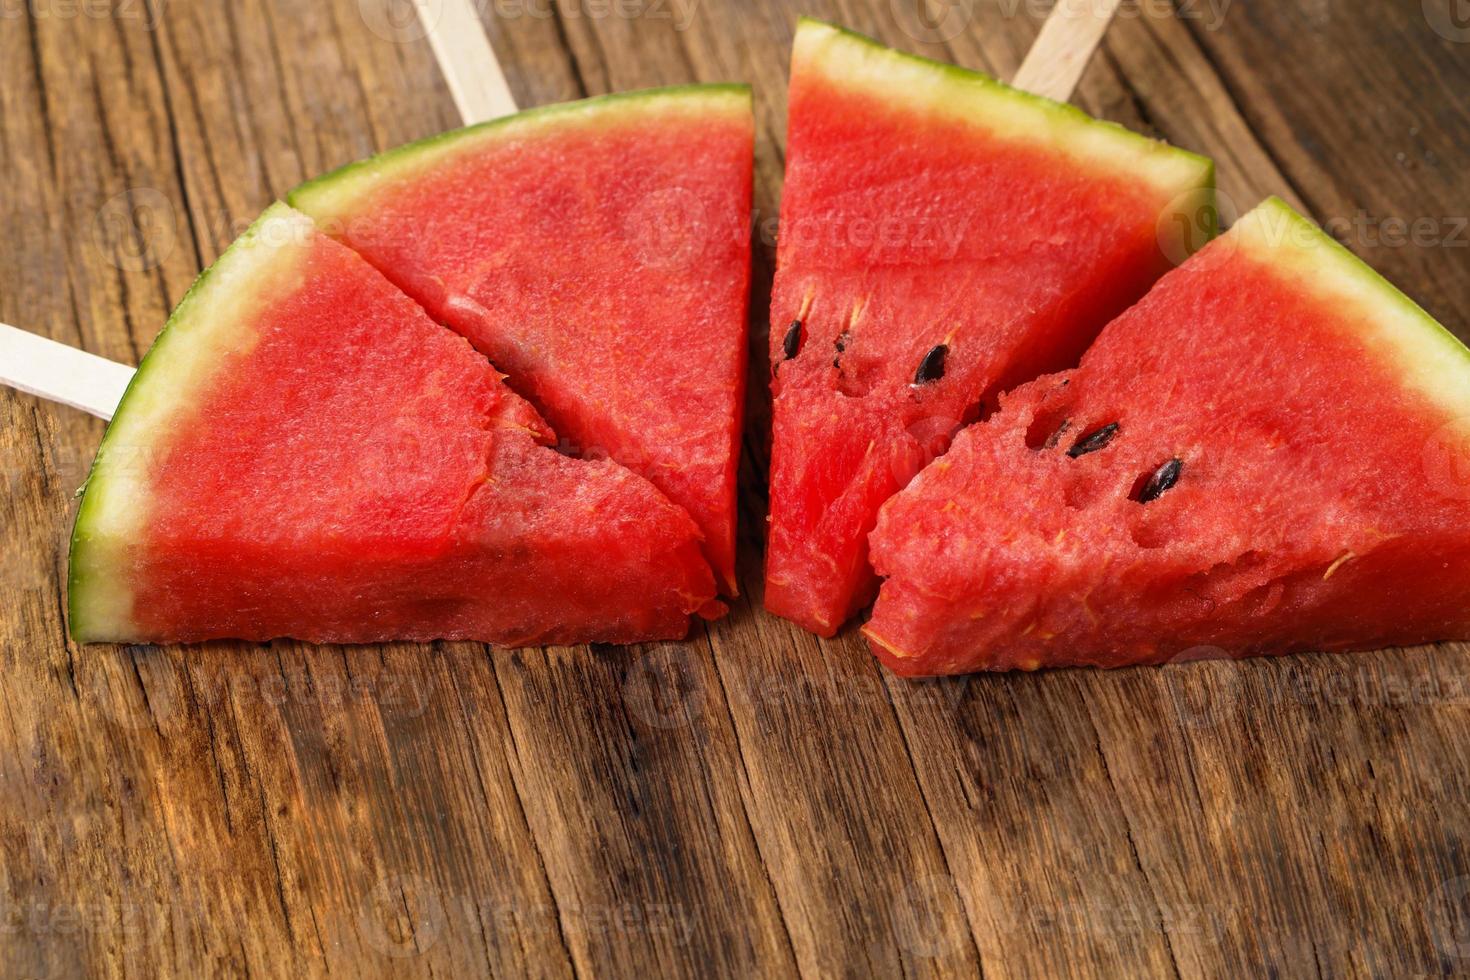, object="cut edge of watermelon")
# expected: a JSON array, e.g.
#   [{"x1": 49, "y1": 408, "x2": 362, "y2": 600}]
[
  {"x1": 792, "y1": 18, "x2": 1214, "y2": 199},
  {"x1": 68, "y1": 203, "x2": 321, "y2": 641},
  {"x1": 1233, "y1": 197, "x2": 1470, "y2": 422},
  {"x1": 287, "y1": 84, "x2": 753, "y2": 224},
  {"x1": 861, "y1": 196, "x2": 1470, "y2": 675},
  {"x1": 287, "y1": 83, "x2": 755, "y2": 600}
]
